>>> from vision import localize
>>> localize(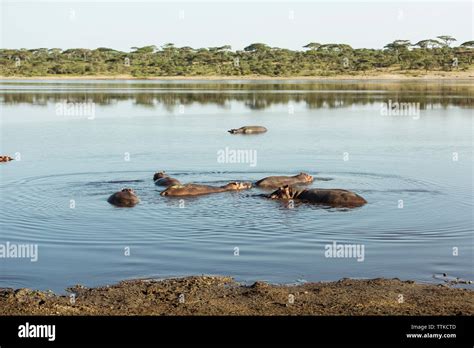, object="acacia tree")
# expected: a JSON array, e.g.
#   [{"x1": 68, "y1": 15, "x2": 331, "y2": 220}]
[
  {"x1": 303, "y1": 42, "x2": 321, "y2": 50},
  {"x1": 131, "y1": 45, "x2": 157, "y2": 54},
  {"x1": 460, "y1": 41, "x2": 474, "y2": 48},
  {"x1": 414, "y1": 39, "x2": 441, "y2": 49},
  {"x1": 244, "y1": 43, "x2": 269, "y2": 52},
  {"x1": 437, "y1": 35, "x2": 456, "y2": 47},
  {"x1": 384, "y1": 40, "x2": 411, "y2": 63}
]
